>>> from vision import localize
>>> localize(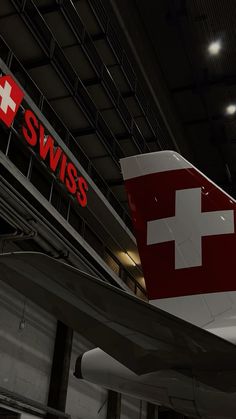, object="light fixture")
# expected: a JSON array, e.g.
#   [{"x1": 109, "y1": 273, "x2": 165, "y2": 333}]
[
  {"x1": 18, "y1": 300, "x2": 26, "y2": 331},
  {"x1": 208, "y1": 40, "x2": 221, "y2": 56},
  {"x1": 137, "y1": 276, "x2": 146, "y2": 290},
  {"x1": 123, "y1": 252, "x2": 136, "y2": 267},
  {"x1": 226, "y1": 104, "x2": 236, "y2": 115},
  {"x1": 126, "y1": 250, "x2": 141, "y2": 265},
  {"x1": 19, "y1": 319, "x2": 26, "y2": 330}
]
